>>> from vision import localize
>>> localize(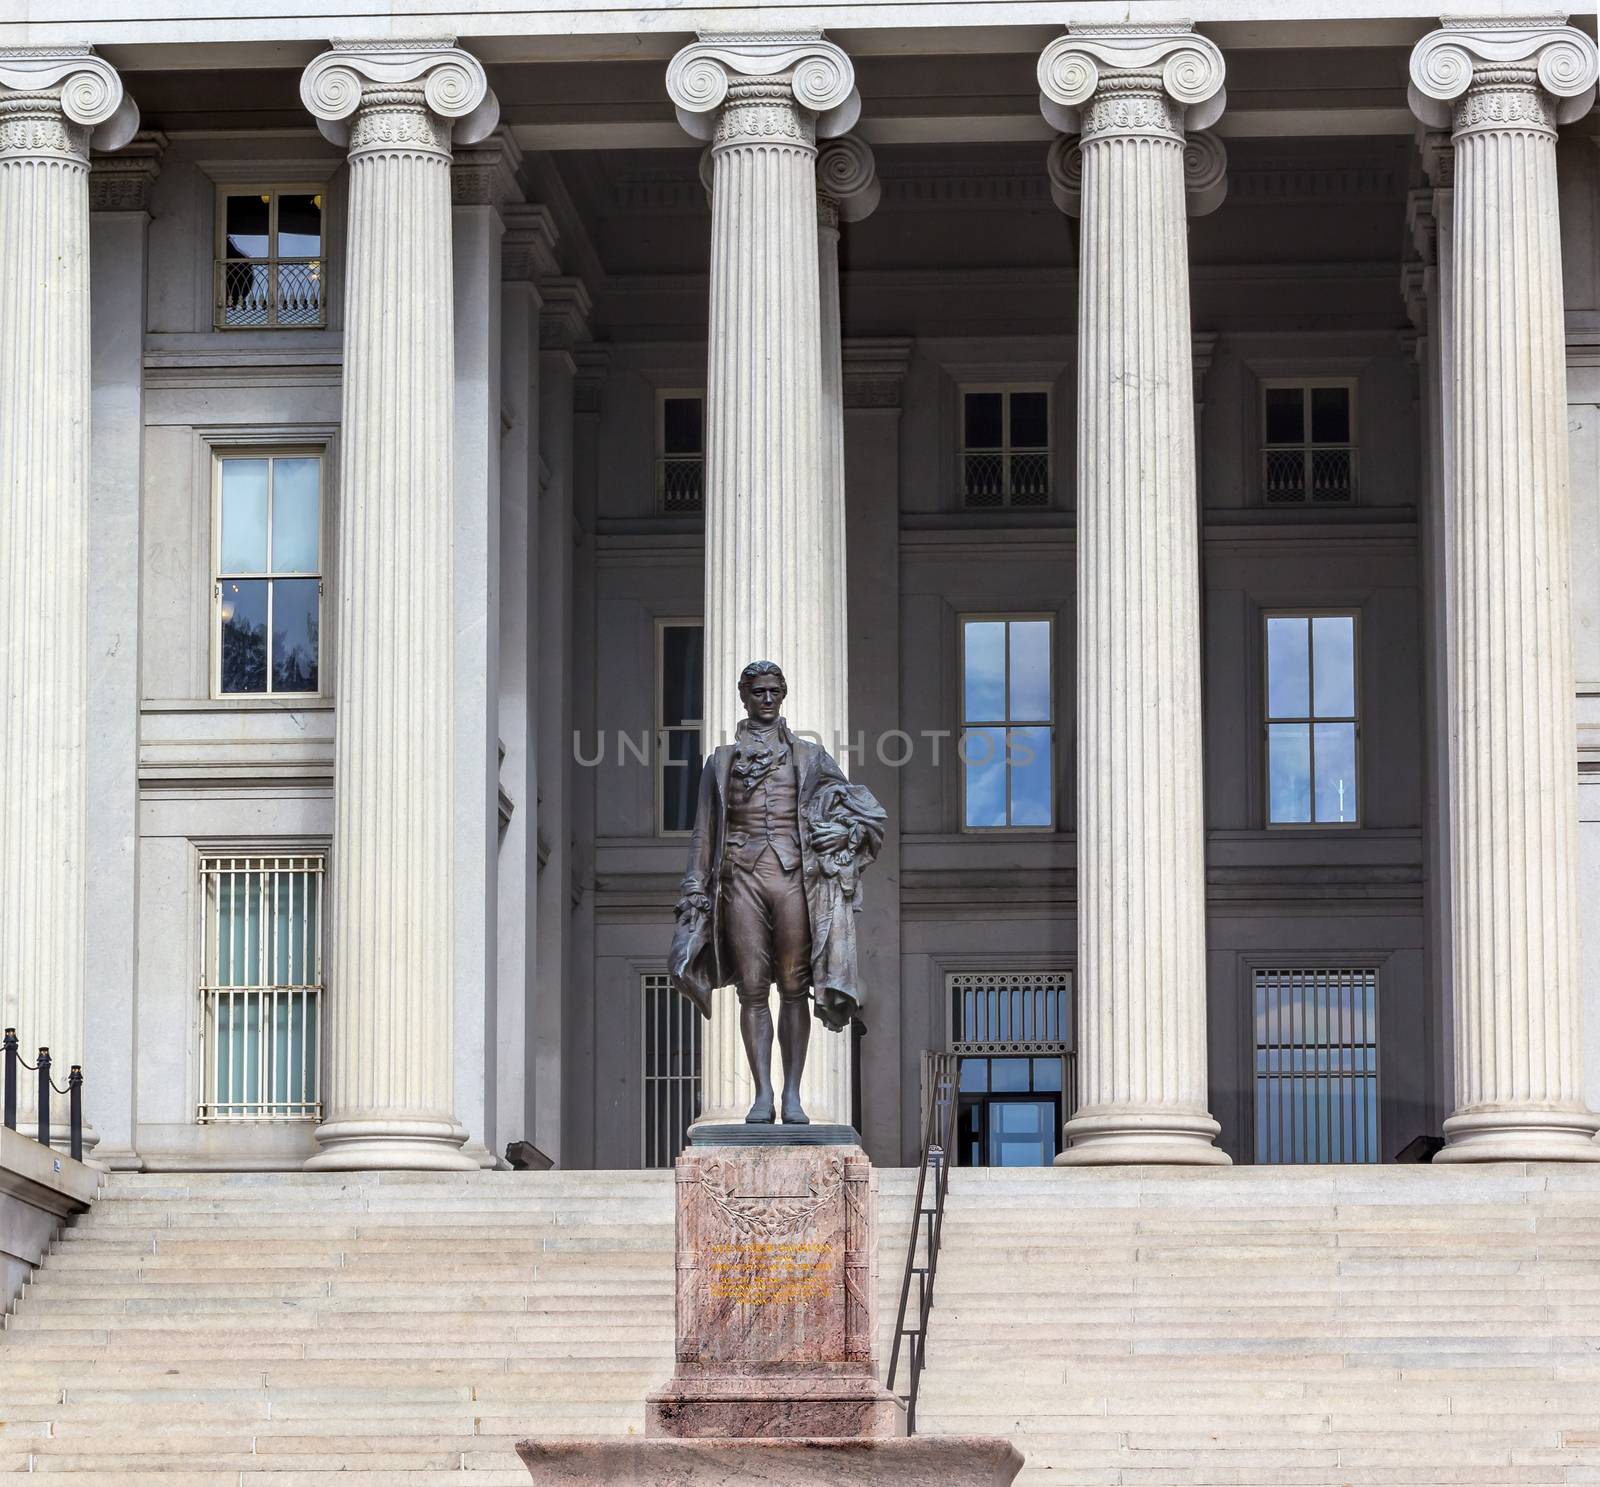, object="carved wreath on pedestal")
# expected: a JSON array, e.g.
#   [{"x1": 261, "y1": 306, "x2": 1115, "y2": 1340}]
[{"x1": 696, "y1": 1155, "x2": 844, "y2": 1242}]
